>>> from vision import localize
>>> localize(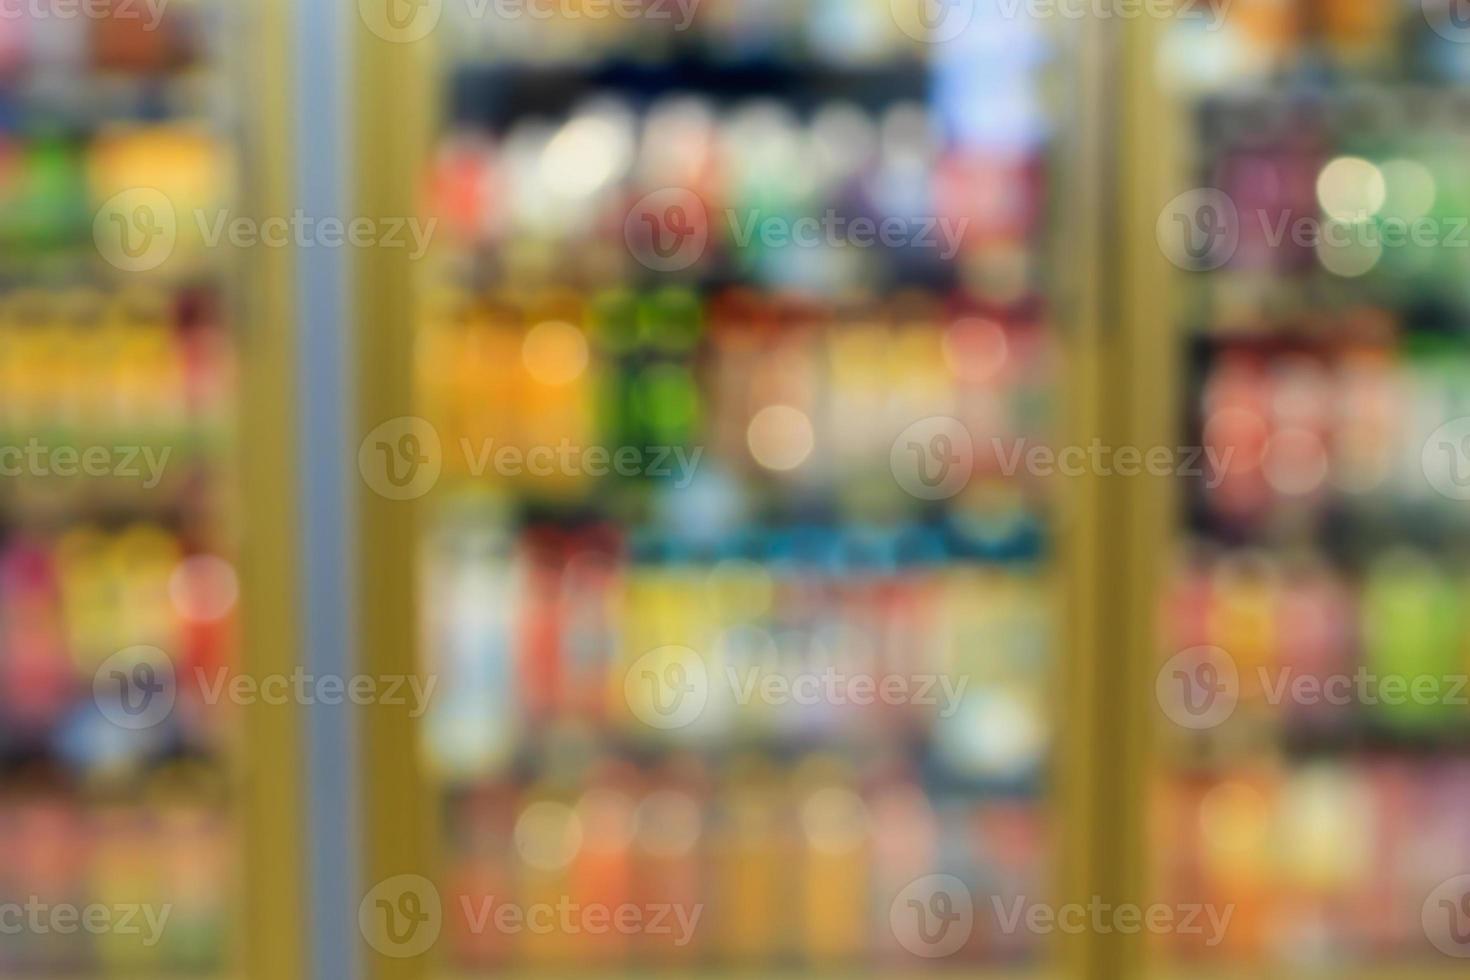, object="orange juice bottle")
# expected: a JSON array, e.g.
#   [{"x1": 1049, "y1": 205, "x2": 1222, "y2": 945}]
[{"x1": 794, "y1": 755, "x2": 869, "y2": 966}]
